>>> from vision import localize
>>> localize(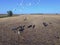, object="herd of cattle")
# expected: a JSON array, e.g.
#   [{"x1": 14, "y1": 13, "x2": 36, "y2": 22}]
[
  {"x1": 12, "y1": 22, "x2": 50, "y2": 34},
  {"x1": 12, "y1": 24, "x2": 35, "y2": 33}
]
